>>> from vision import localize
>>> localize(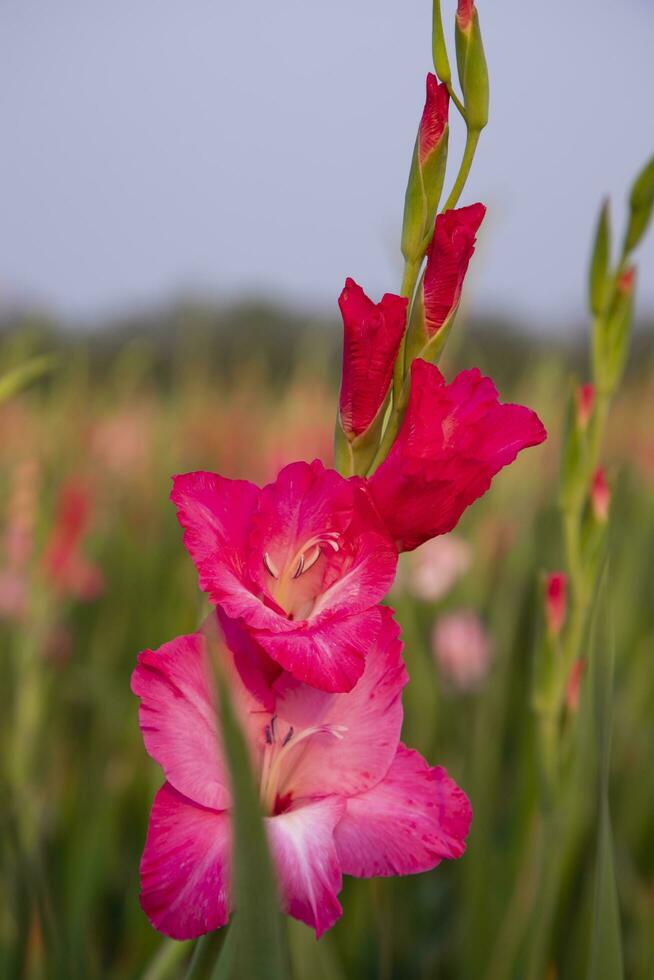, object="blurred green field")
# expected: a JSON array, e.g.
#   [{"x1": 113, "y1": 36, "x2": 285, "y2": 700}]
[{"x1": 1, "y1": 316, "x2": 653, "y2": 979}]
